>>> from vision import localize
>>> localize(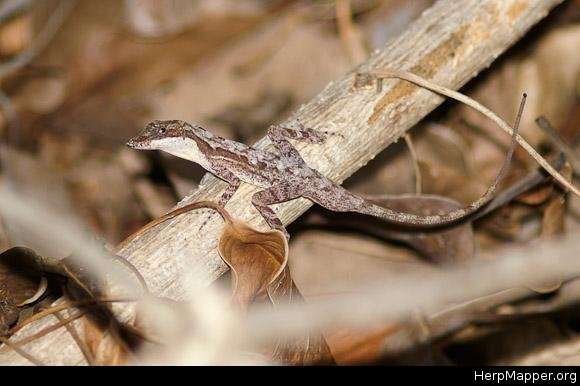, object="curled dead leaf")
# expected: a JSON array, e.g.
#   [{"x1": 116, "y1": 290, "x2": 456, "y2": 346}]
[
  {"x1": 0, "y1": 247, "x2": 46, "y2": 330},
  {"x1": 217, "y1": 217, "x2": 333, "y2": 365},
  {"x1": 218, "y1": 219, "x2": 288, "y2": 309}
]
